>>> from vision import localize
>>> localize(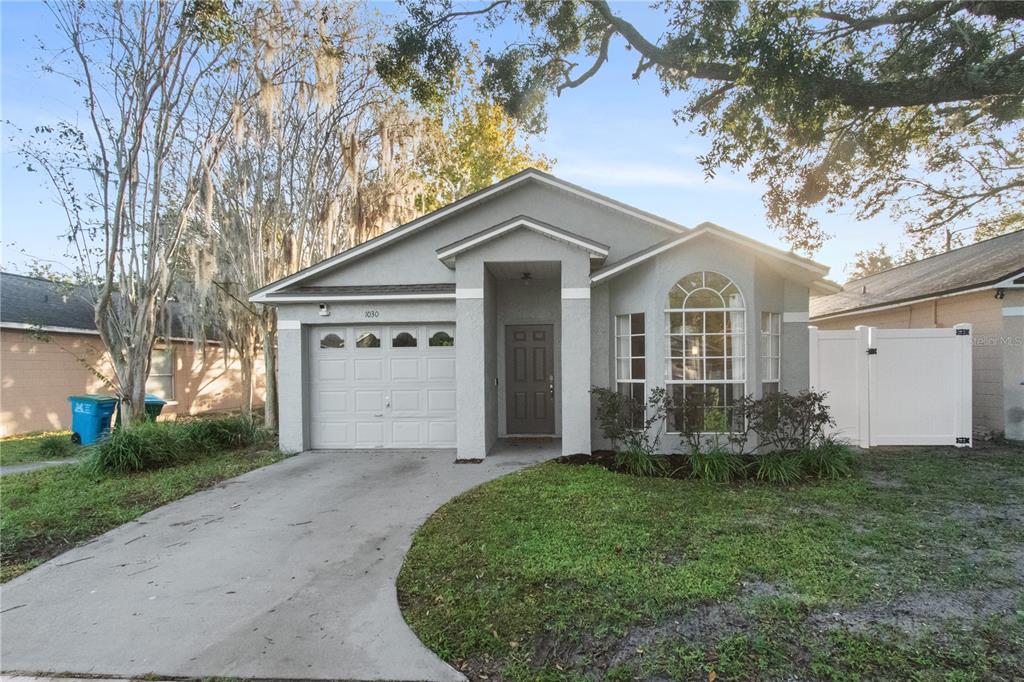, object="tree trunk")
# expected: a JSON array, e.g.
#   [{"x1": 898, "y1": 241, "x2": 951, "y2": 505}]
[
  {"x1": 263, "y1": 325, "x2": 278, "y2": 431},
  {"x1": 240, "y1": 351, "x2": 254, "y2": 420}
]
